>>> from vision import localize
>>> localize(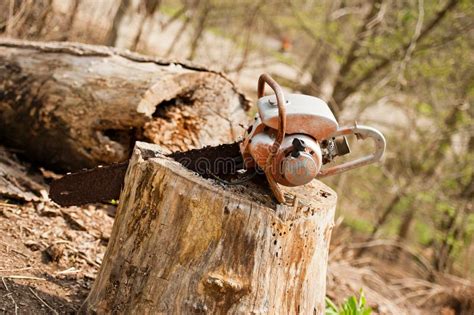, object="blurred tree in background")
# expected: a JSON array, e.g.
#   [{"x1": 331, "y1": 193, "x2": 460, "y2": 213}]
[{"x1": 0, "y1": 0, "x2": 472, "y2": 278}]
